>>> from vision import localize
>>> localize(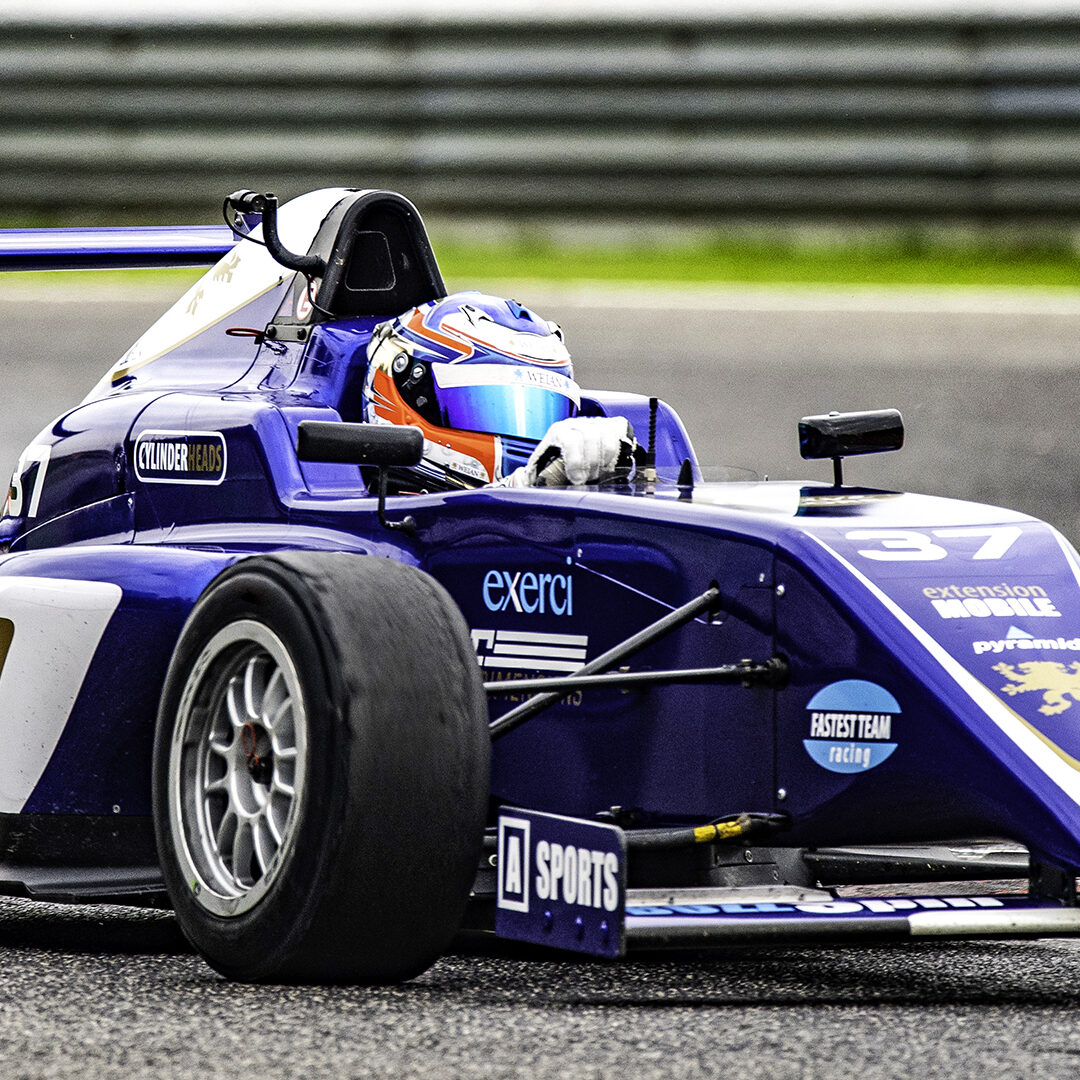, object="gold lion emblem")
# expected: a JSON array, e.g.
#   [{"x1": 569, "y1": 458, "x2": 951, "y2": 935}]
[{"x1": 994, "y1": 661, "x2": 1080, "y2": 715}]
